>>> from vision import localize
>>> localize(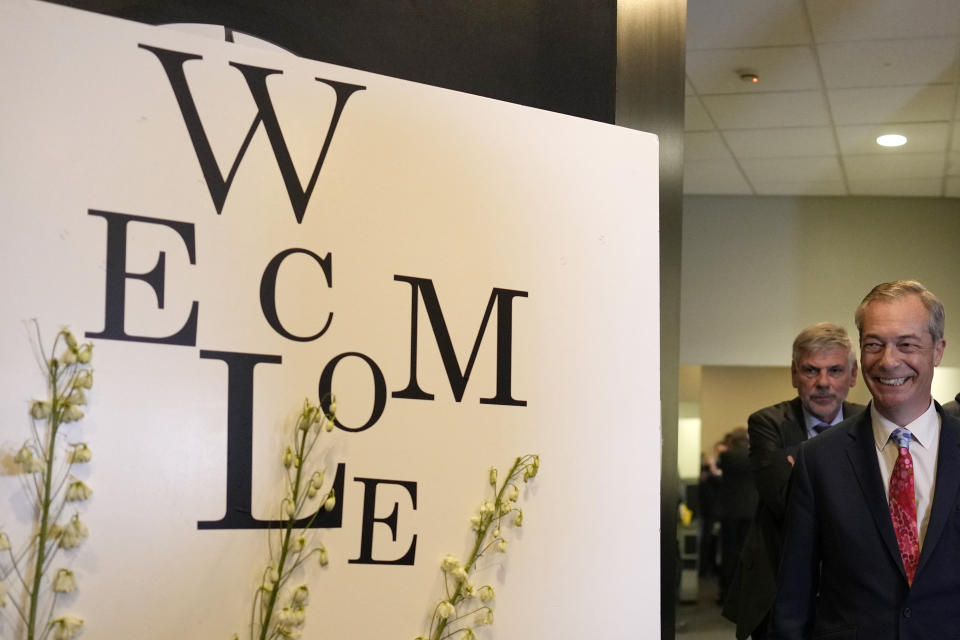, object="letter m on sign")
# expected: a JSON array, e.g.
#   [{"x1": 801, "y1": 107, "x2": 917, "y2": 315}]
[{"x1": 139, "y1": 45, "x2": 365, "y2": 223}]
